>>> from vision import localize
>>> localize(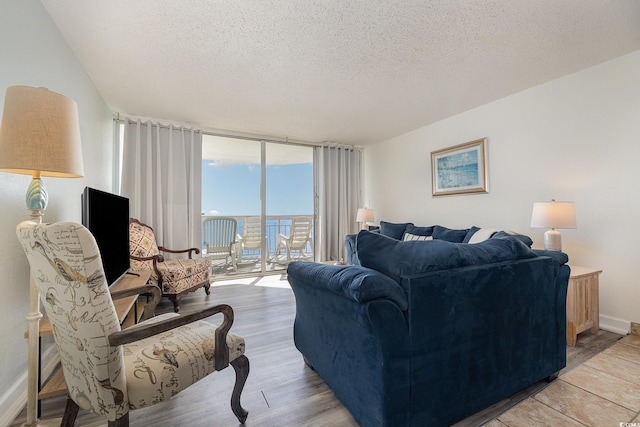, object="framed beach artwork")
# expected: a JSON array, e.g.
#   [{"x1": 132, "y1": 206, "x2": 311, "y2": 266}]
[{"x1": 431, "y1": 138, "x2": 488, "y2": 196}]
